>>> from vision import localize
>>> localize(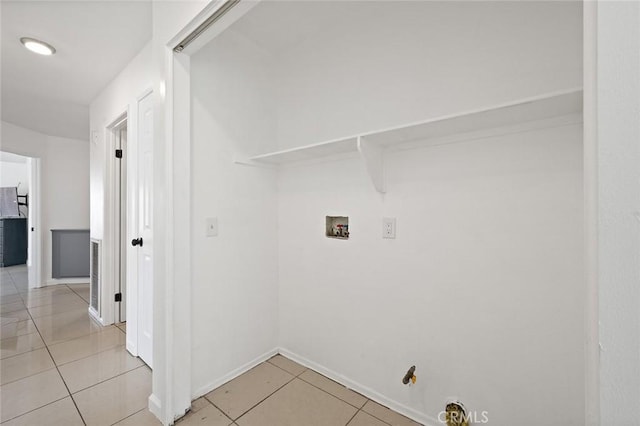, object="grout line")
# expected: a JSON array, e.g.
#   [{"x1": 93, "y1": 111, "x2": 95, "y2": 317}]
[
  {"x1": 0, "y1": 354, "x2": 57, "y2": 387},
  {"x1": 268, "y1": 356, "x2": 368, "y2": 411},
  {"x1": 55, "y1": 341, "x2": 128, "y2": 368},
  {"x1": 299, "y1": 368, "x2": 369, "y2": 414},
  {"x1": 266, "y1": 358, "x2": 308, "y2": 378},
  {"x1": 0, "y1": 394, "x2": 71, "y2": 424},
  {"x1": 23, "y1": 300, "x2": 88, "y2": 426},
  {"x1": 344, "y1": 407, "x2": 362, "y2": 425},
  {"x1": 67, "y1": 284, "x2": 91, "y2": 304},
  {"x1": 208, "y1": 368, "x2": 299, "y2": 423},
  {"x1": 68, "y1": 364, "x2": 148, "y2": 396},
  {"x1": 0, "y1": 331, "x2": 46, "y2": 357},
  {"x1": 360, "y1": 403, "x2": 403, "y2": 426},
  {"x1": 207, "y1": 400, "x2": 235, "y2": 424},
  {"x1": 108, "y1": 405, "x2": 154, "y2": 426},
  {"x1": 109, "y1": 408, "x2": 144, "y2": 426},
  {"x1": 35, "y1": 321, "x2": 117, "y2": 349}
]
